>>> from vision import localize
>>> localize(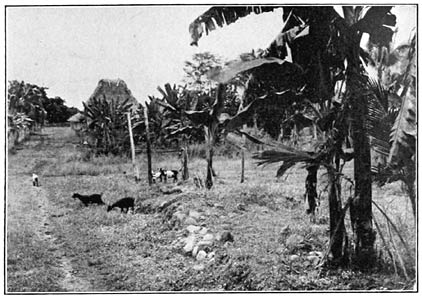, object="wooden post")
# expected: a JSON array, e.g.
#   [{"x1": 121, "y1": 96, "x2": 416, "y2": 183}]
[
  {"x1": 240, "y1": 124, "x2": 246, "y2": 183},
  {"x1": 143, "y1": 106, "x2": 153, "y2": 185},
  {"x1": 181, "y1": 146, "x2": 189, "y2": 181},
  {"x1": 127, "y1": 113, "x2": 140, "y2": 182}
]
